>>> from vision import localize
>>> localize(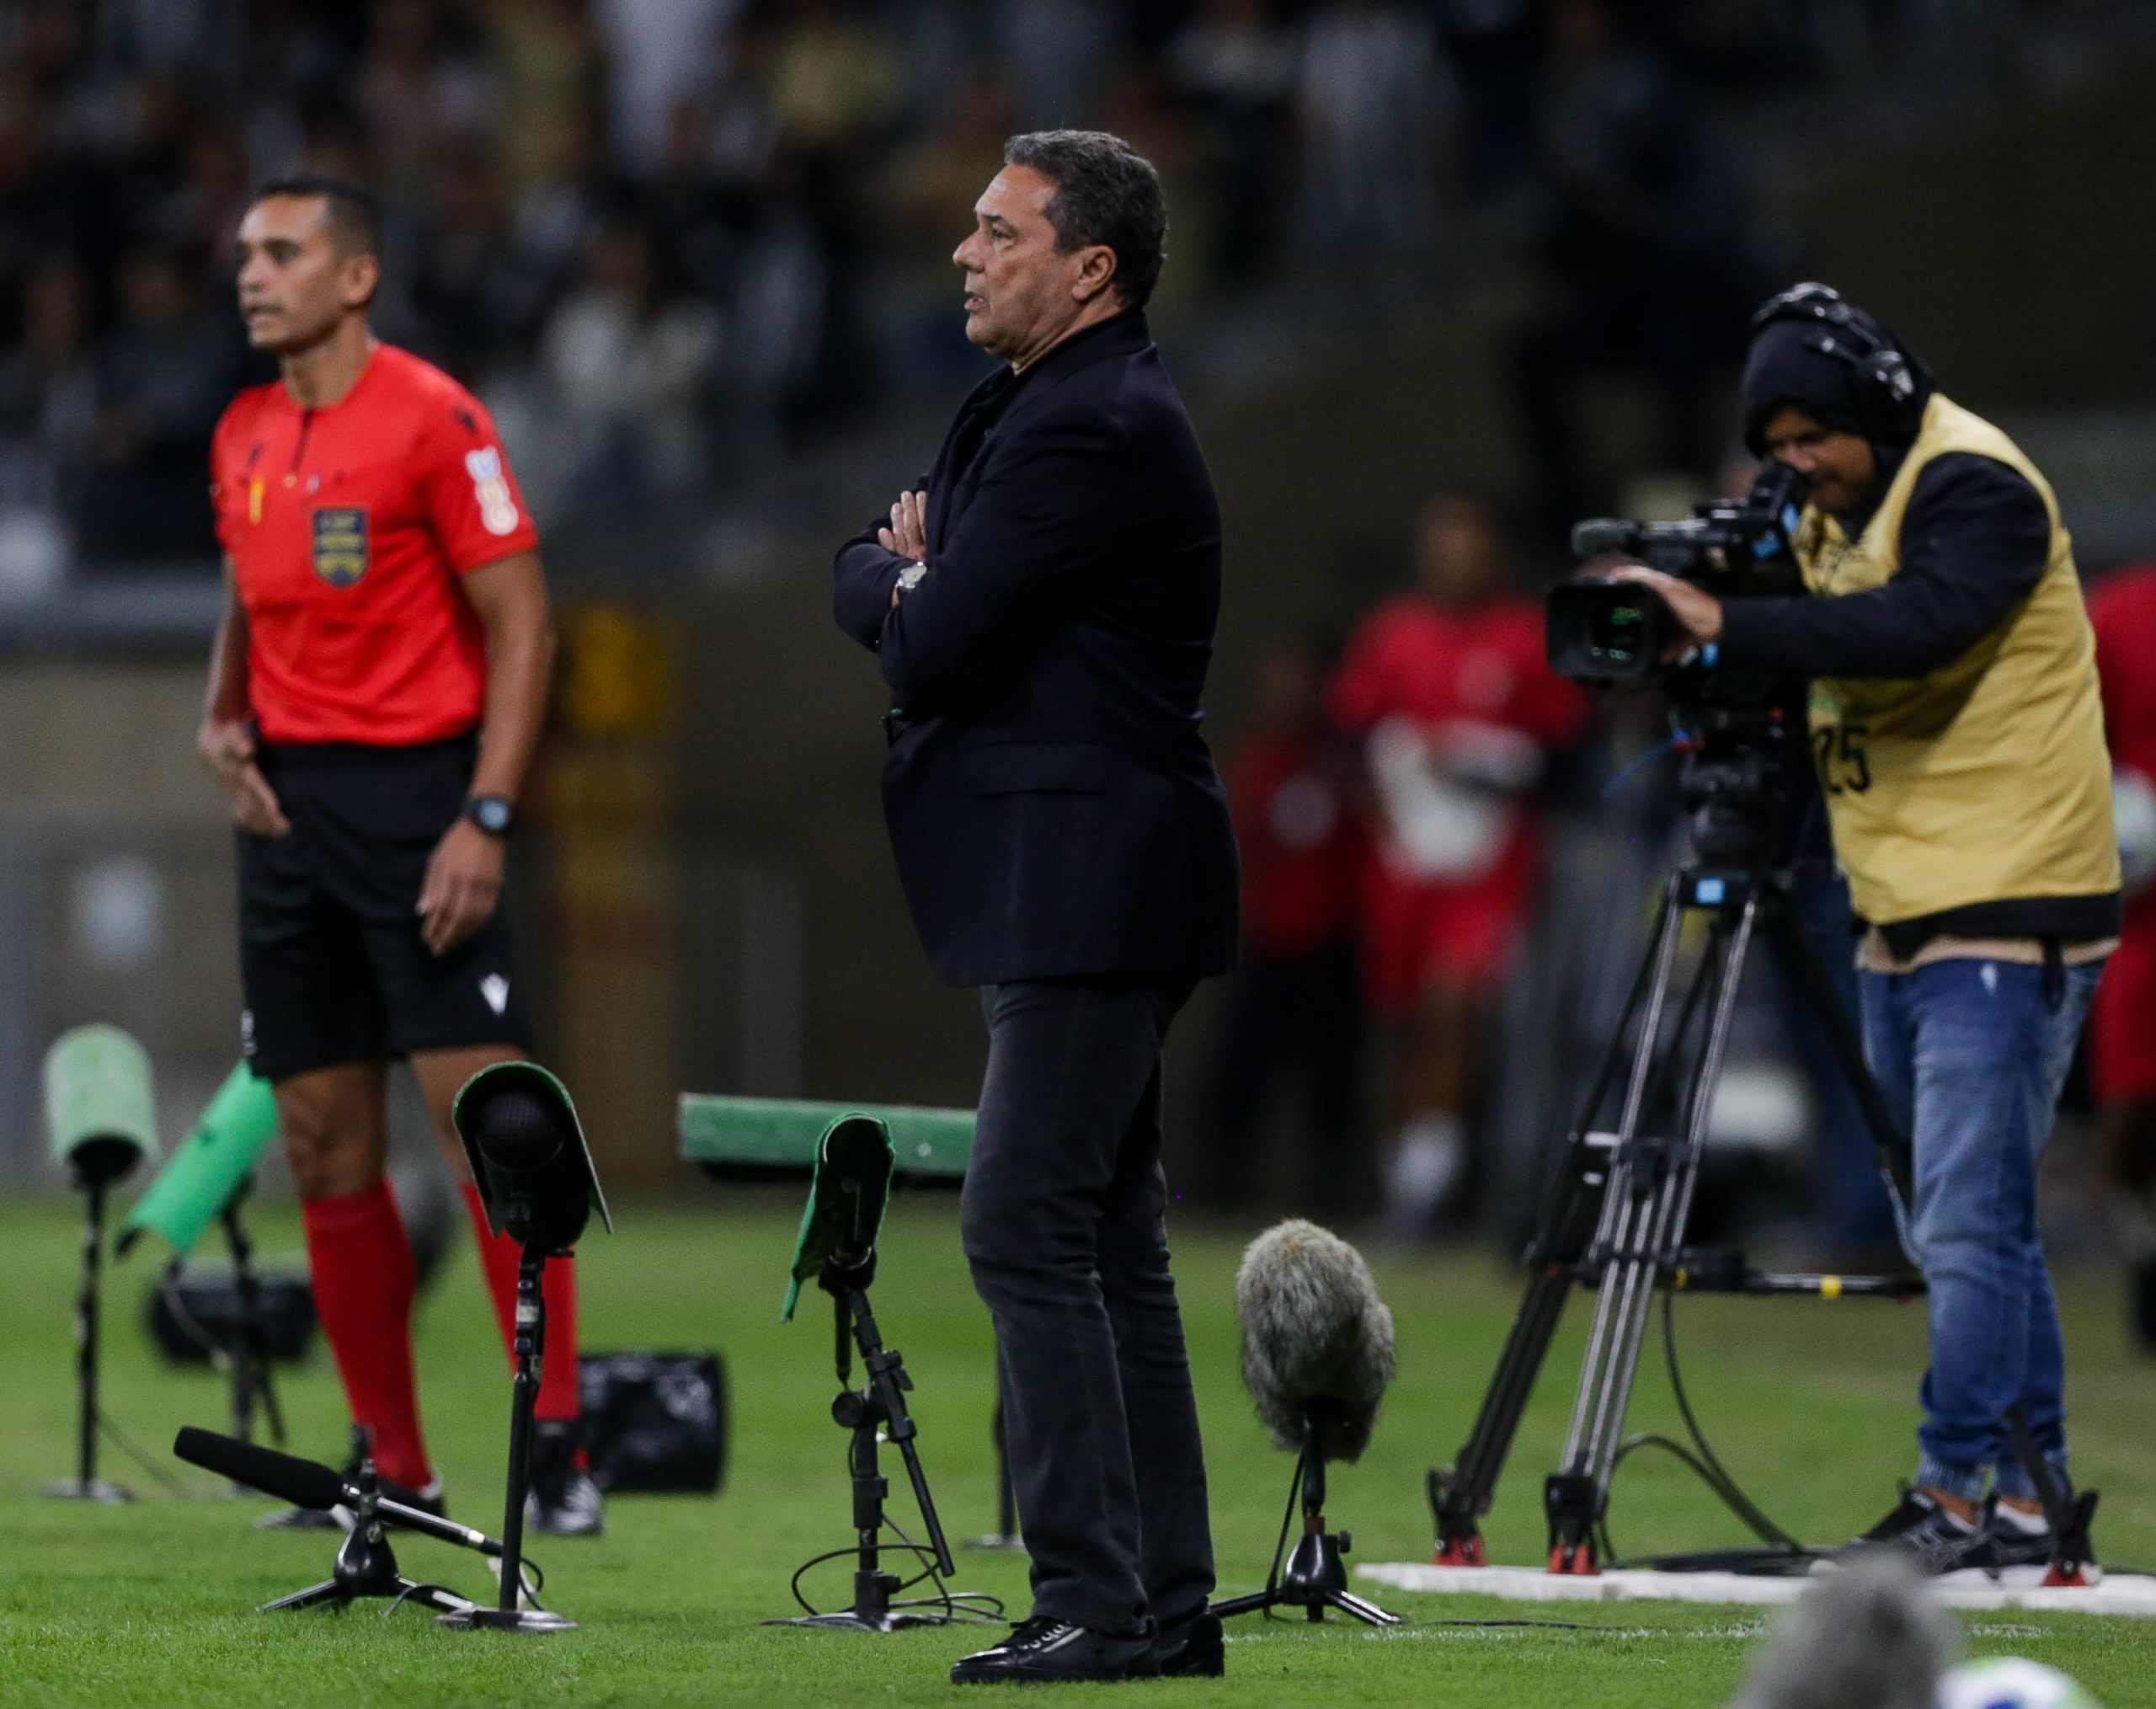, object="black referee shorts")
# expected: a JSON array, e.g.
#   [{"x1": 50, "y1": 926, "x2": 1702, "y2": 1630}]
[{"x1": 237, "y1": 734, "x2": 533, "y2": 1083}]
